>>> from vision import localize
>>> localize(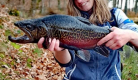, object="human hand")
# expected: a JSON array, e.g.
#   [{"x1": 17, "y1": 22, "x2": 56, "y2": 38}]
[
  {"x1": 97, "y1": 27, "x2": 132, "y2": 50},
  {"x1": 38, "y1": 37, "x2": 71, "y2": 64},
  {"x1": 37, "y1": 37, "x2": 65, "y2": 52}
]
